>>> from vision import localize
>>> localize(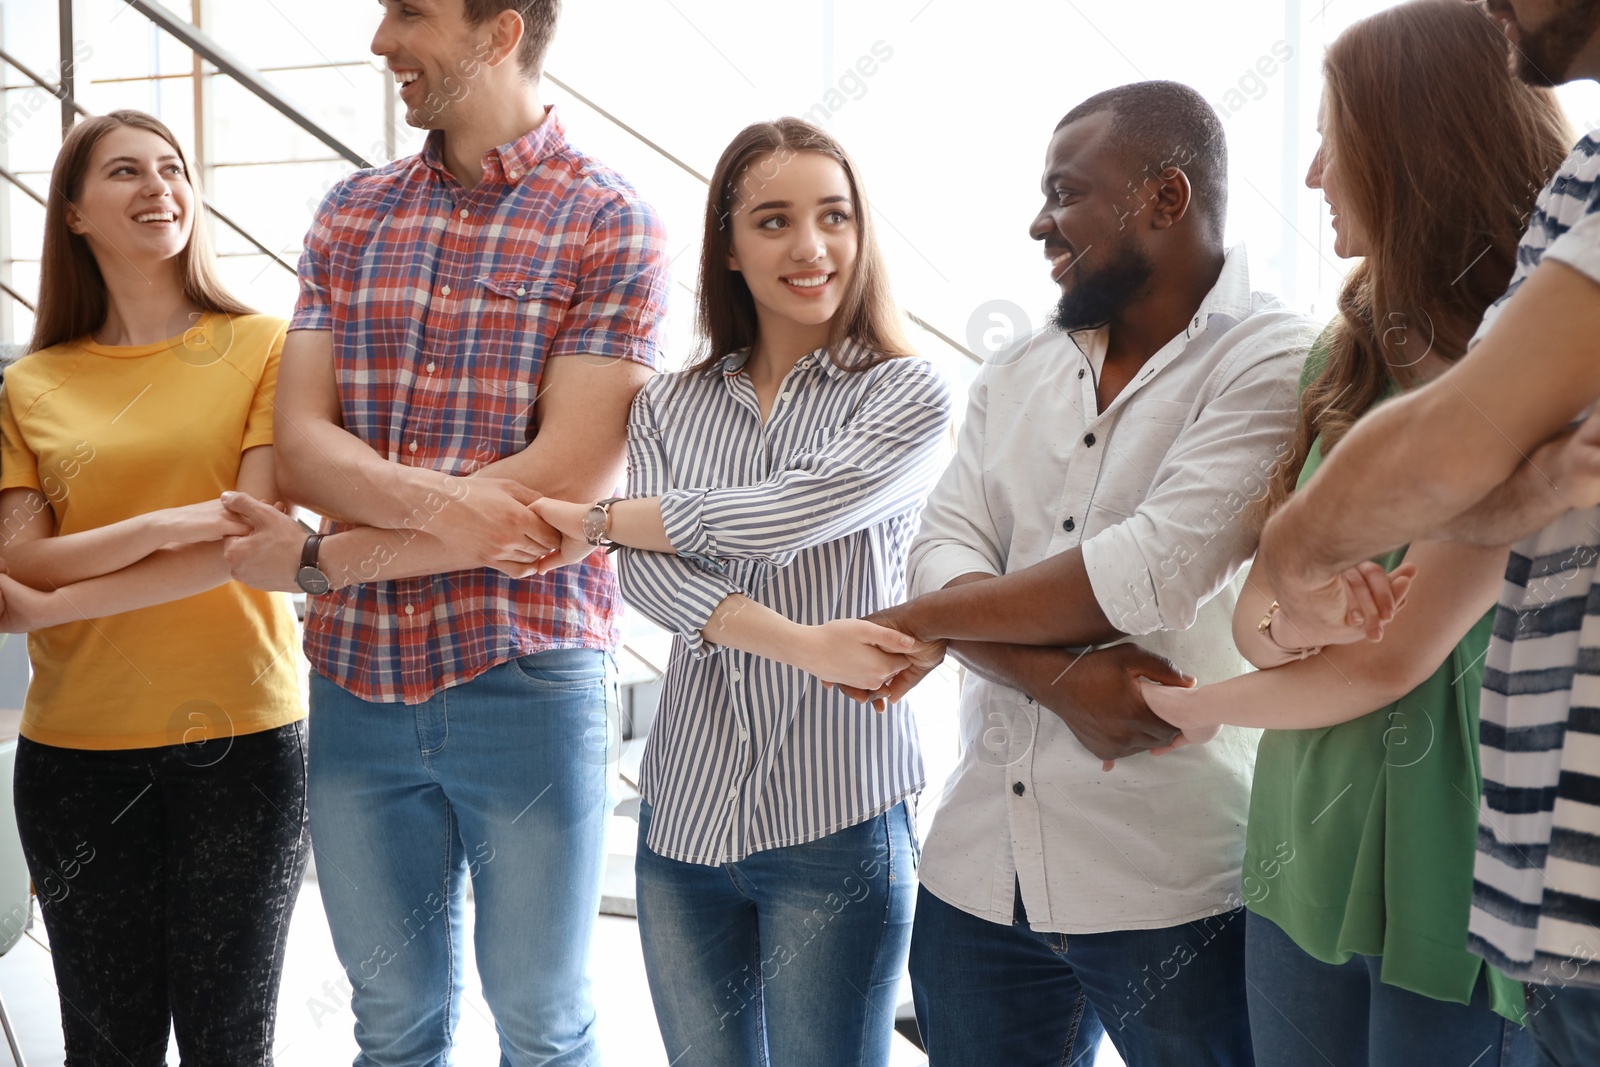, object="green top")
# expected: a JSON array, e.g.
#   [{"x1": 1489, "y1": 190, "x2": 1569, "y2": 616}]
[{"x1": 1242, "y1": 331, "x2": 1523, "y2": 1022}]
